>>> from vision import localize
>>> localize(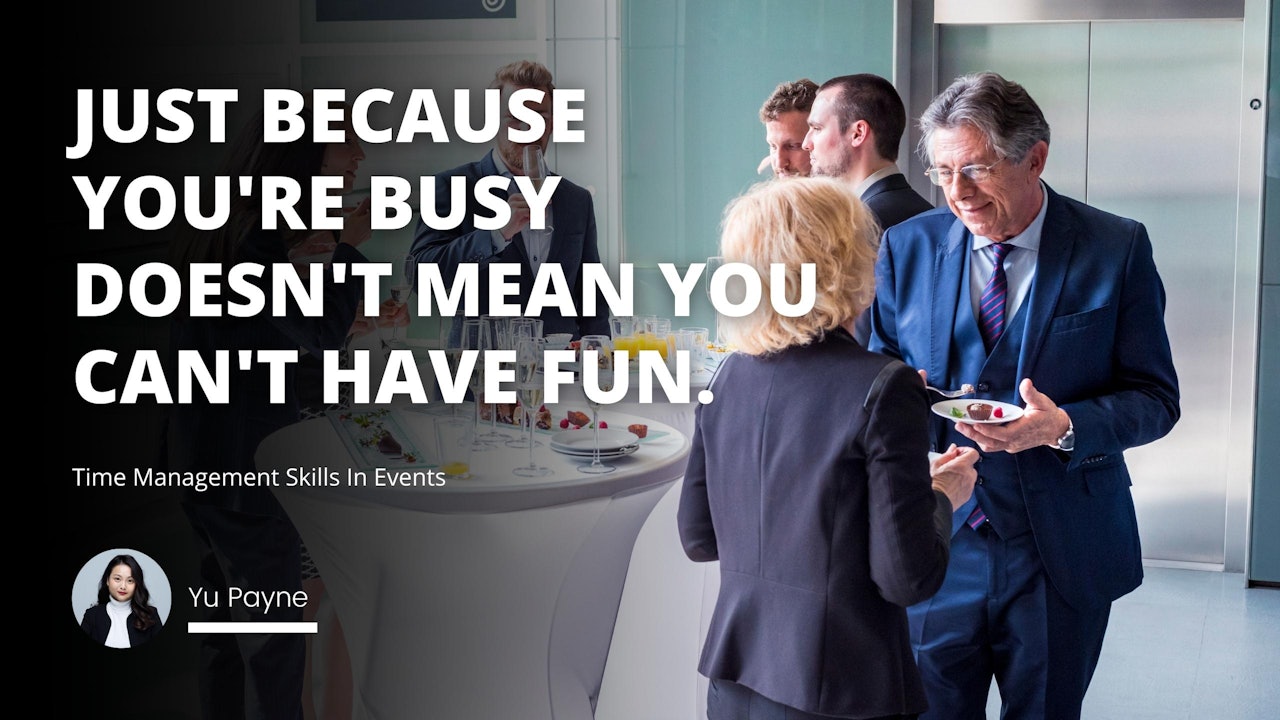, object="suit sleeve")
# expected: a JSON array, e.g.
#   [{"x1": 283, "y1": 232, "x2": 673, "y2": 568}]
[
  {"x1": 863, "y1": 363, "x2": 952, "y2": 606},
  {"x1": 409, "y1": 168, "x2": 501, "y2": 284},
  {"x1": 238, "y1": 231, "x2": 364, "y2": 357},
  {"x1": 1059, "y1": 223, "x2": 1180, "y2": 468},
  {"x1": 575, "y1": 195, "x2": 611, "y2": 338},
  {"x1": 867, "y1": 235, "x2": 903, "y2": 360},
  {"x1": 677, "y1": 403, "x2": 717, "y2": 562}
]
